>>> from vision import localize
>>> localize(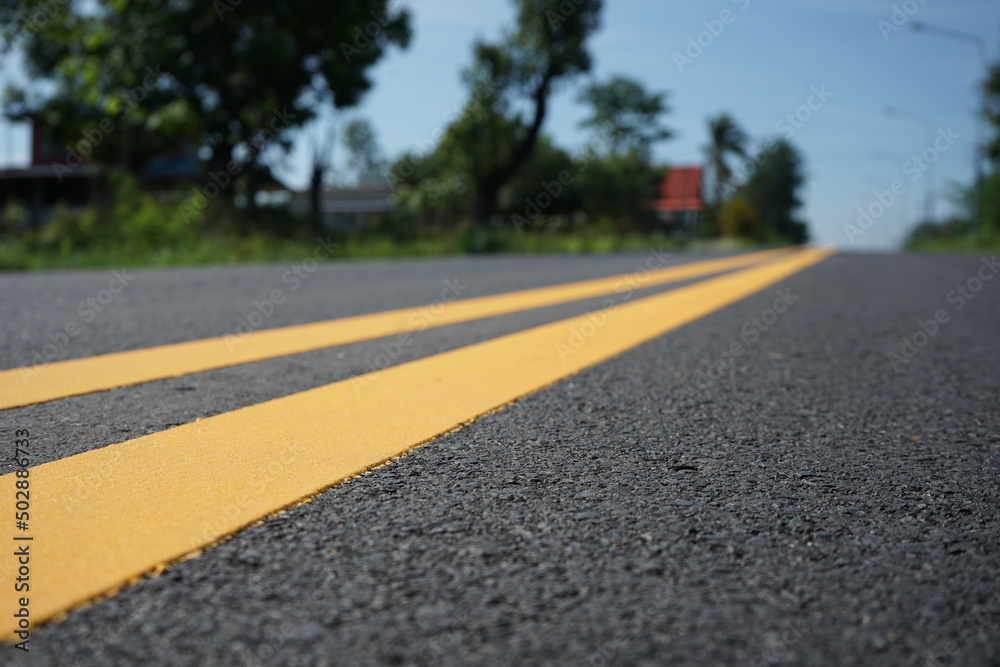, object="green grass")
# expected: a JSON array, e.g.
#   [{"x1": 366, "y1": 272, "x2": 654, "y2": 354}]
[
  {"x1": 0, "y1": 173, "x2": 790, "y2": 270},
  {"x1": 906, "y1": 230, "x2": 1000, "y2": 254},
  {"x1": 0, "y1": 226, "x2": 697, "y2": 271}
]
